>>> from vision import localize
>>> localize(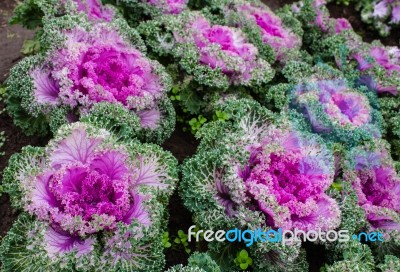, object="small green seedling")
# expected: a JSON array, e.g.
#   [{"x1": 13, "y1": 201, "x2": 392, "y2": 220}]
[
  {"x1": 234, "y1": 249, "x2": 253, "y2": 270},
  {"x1": 189, "y1": 115, "x2": 207, "y2": 134},
  {"x1": 162, "y1": 232, "x2": 172, "y2": 248},
  {"x1": 331, "y1": 182, "x2": 342, "y2": 192},
  {"x1": 212, "y1": 110, "x2": 230, "y2": 122},
  {"x1": 174, "y1": 230, "x2": 191, "y2": 254},
  {"x1": 170, "y1": 86, "x2": 181, "y2": 101}
]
